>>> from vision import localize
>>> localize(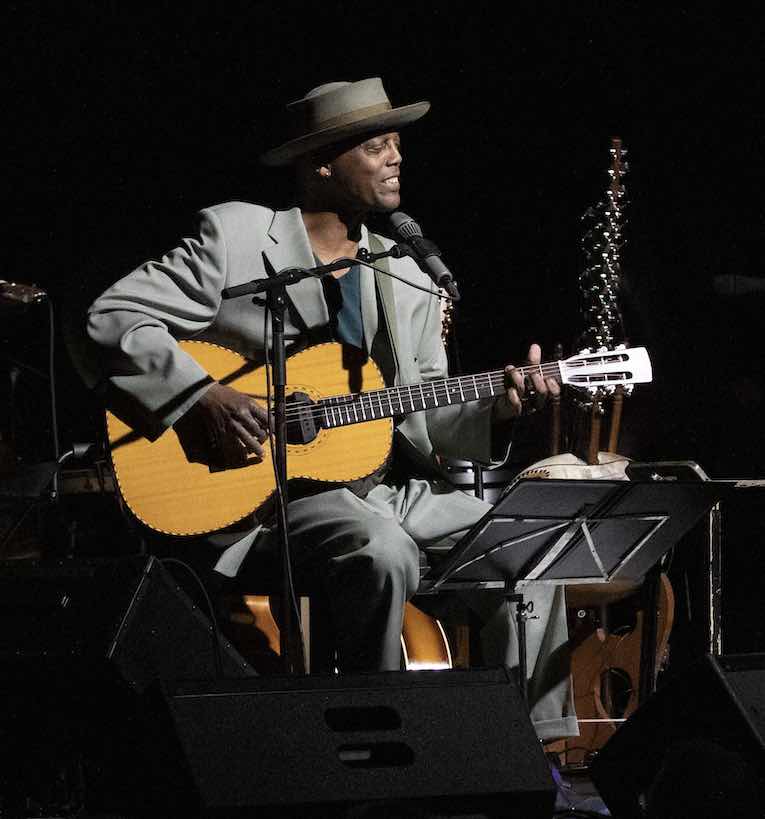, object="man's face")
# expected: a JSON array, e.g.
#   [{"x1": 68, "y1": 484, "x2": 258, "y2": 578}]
[{"x1": 326, "y1": 132, "x2": 403, "y2": 212}]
